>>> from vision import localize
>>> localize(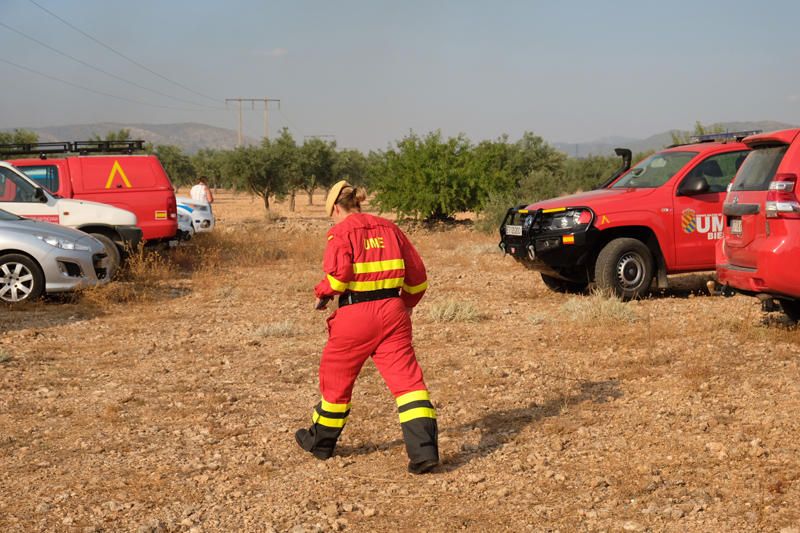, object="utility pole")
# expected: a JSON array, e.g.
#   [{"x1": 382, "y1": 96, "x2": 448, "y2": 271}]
[{"x1": 225, "y1": 97, "x2": 281, "y2": 146}]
